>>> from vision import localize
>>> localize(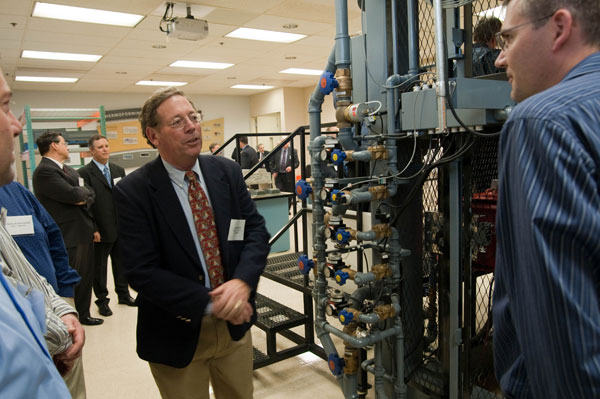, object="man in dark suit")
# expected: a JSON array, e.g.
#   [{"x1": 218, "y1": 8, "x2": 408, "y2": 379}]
[
  {"x1": 257, "y1": 143, "x2": 270, "y2": 172},
  {"x1": 231, "y1": 136, "x2": 258, "y2": 169},
  {"x1": 114, "y1": 87, "x2": 270, "y2": 398},
  {"x1": 270, "y1": 139, "x2": 299, "y2": 193},
  {"x1": 79, "y1": 134, "x2": 135, "y2": 317},
  {"x1": 32, "y1": 132, "x2": 102, "y2": 326}
]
